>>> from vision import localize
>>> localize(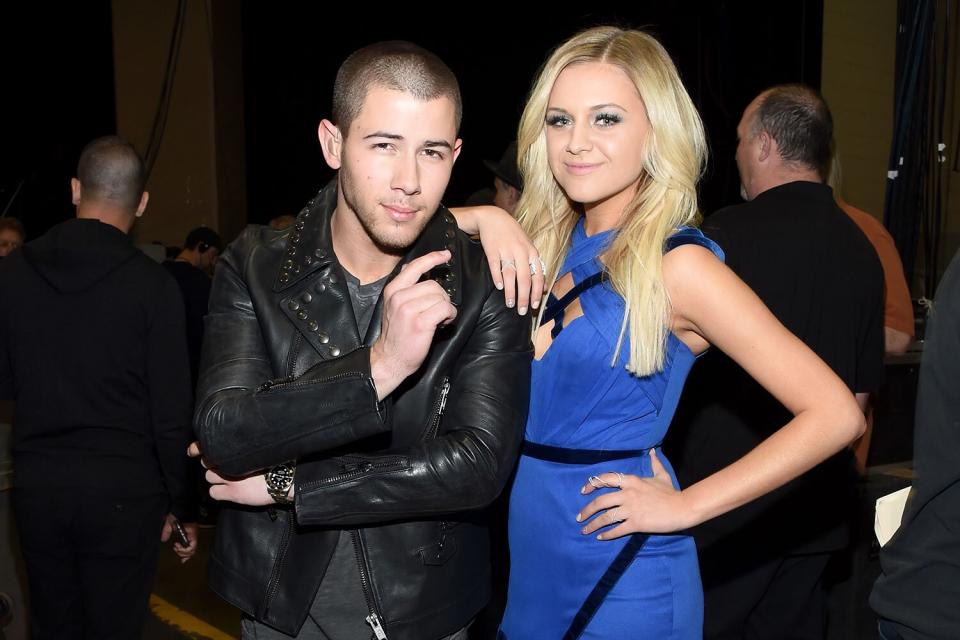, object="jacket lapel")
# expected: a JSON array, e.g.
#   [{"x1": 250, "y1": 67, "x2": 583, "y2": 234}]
[
  {"x1": 273, "y1": 184, "x2": 360, "y2": 361},
  {"x1": 274, "y1": 182, "x2": 465, "y2": 358}
]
